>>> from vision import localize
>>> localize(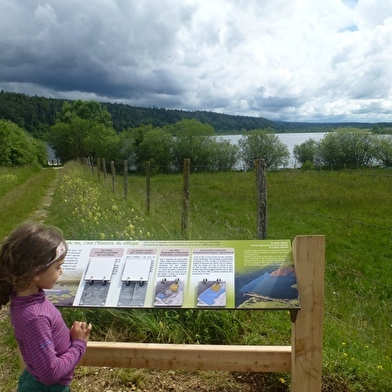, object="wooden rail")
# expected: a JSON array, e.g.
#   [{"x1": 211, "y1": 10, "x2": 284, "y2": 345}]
[{"x1": 79, "y1": 343, "x2": 291, "y2": 373}]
